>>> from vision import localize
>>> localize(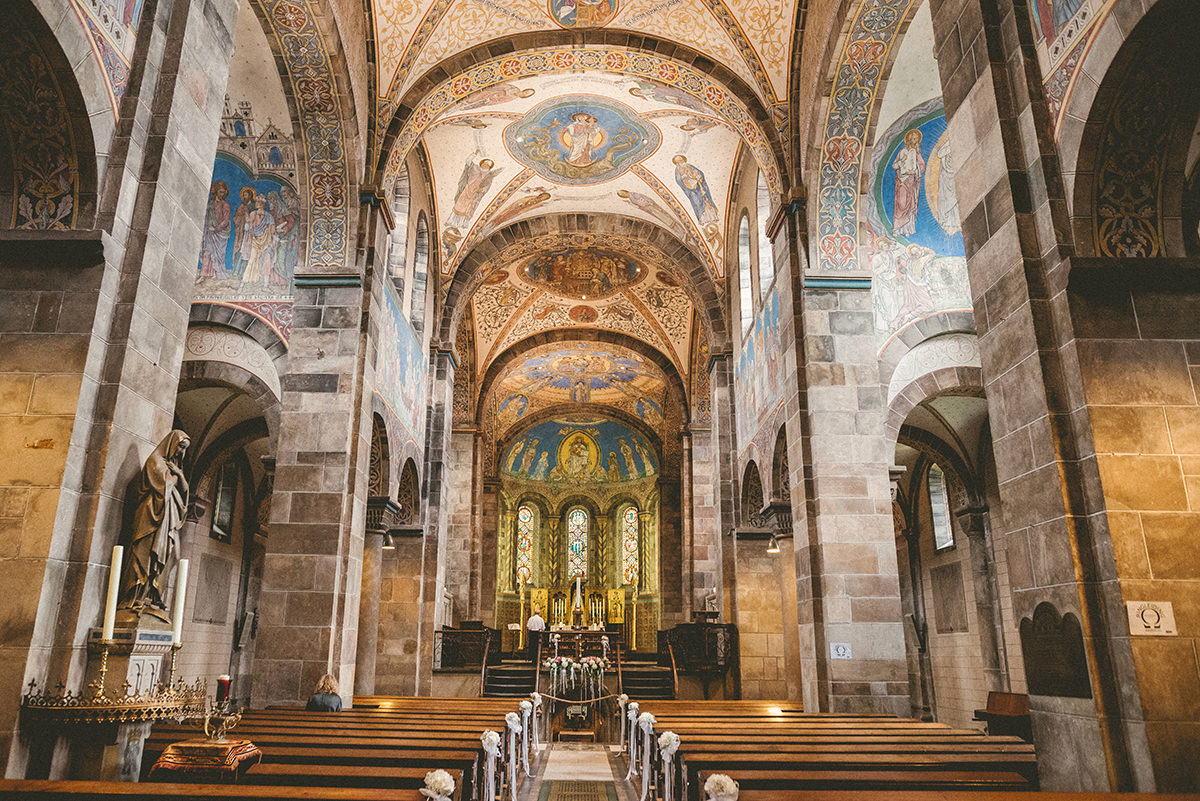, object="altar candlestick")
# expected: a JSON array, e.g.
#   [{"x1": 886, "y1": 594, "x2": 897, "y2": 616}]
[
  {"x1": 171, "y1": 559, "x2": 189, "y2": 646},
  {"x1": 102, "y1": 545, "x2": 123, "y2": 642},
  {"x1": 574, "y1": 575, "x2": 582, "y2": 608}
]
